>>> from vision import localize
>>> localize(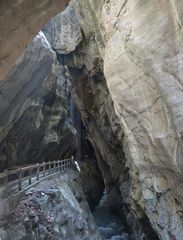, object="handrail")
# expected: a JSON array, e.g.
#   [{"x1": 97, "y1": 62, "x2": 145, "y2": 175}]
[{"x1": 0, "y1": 157, "x2": 74, "y2": 196}]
